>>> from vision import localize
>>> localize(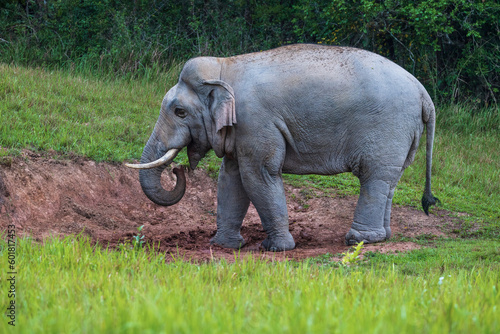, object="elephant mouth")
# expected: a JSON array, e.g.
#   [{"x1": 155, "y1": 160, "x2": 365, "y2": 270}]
[
  {"x1": 187, "y1": 146, "x2": 203, "y2": 170},
  {"x1": 125, "y1": 149, "x2": 179, "y2": 169}
]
